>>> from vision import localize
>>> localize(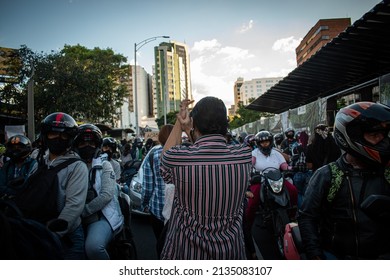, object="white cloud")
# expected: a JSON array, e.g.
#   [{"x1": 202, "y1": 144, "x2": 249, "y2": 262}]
[
  {"x1": 239, "y1": 20, "x2": 254, "y2": 33},
  {"x1": 192, "y1": 39, "x2": 221, "y2": 53},
  {"x1": 272, "y1": 36, "x2": 302, "y2": 53},
  {"x1": 190, "y1": 39, "x2": 259, "y2": 108},
  {"x1": 189, "y1": 38, "x2": 297, "y2": 109}
]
